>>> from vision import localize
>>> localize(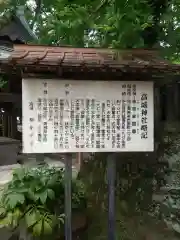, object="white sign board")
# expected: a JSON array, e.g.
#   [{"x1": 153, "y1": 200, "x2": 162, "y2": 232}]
[{"x1": 22, "y1": 79, "x2": 154, "y2": 153}]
